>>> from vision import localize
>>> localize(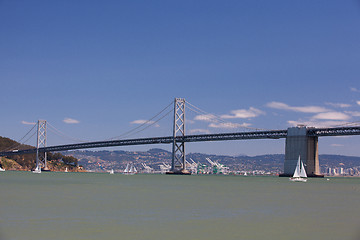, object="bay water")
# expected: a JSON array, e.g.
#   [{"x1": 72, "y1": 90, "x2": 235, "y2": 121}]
[{"x1": 1, "y1": 171, "x2": 360, "y2": 240}]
